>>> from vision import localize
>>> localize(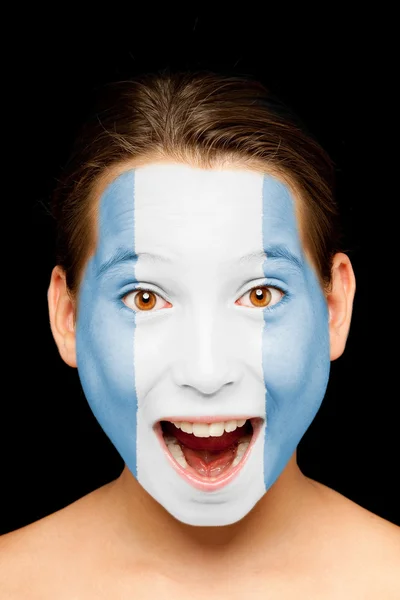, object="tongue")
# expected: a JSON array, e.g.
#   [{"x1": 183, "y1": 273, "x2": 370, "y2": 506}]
[
  {"x1": 182, "y1": 447, "x2": 237, "y2": 477},
  {"x1": 162, "y1": 421, "x2": 251, "y2": 478}
]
